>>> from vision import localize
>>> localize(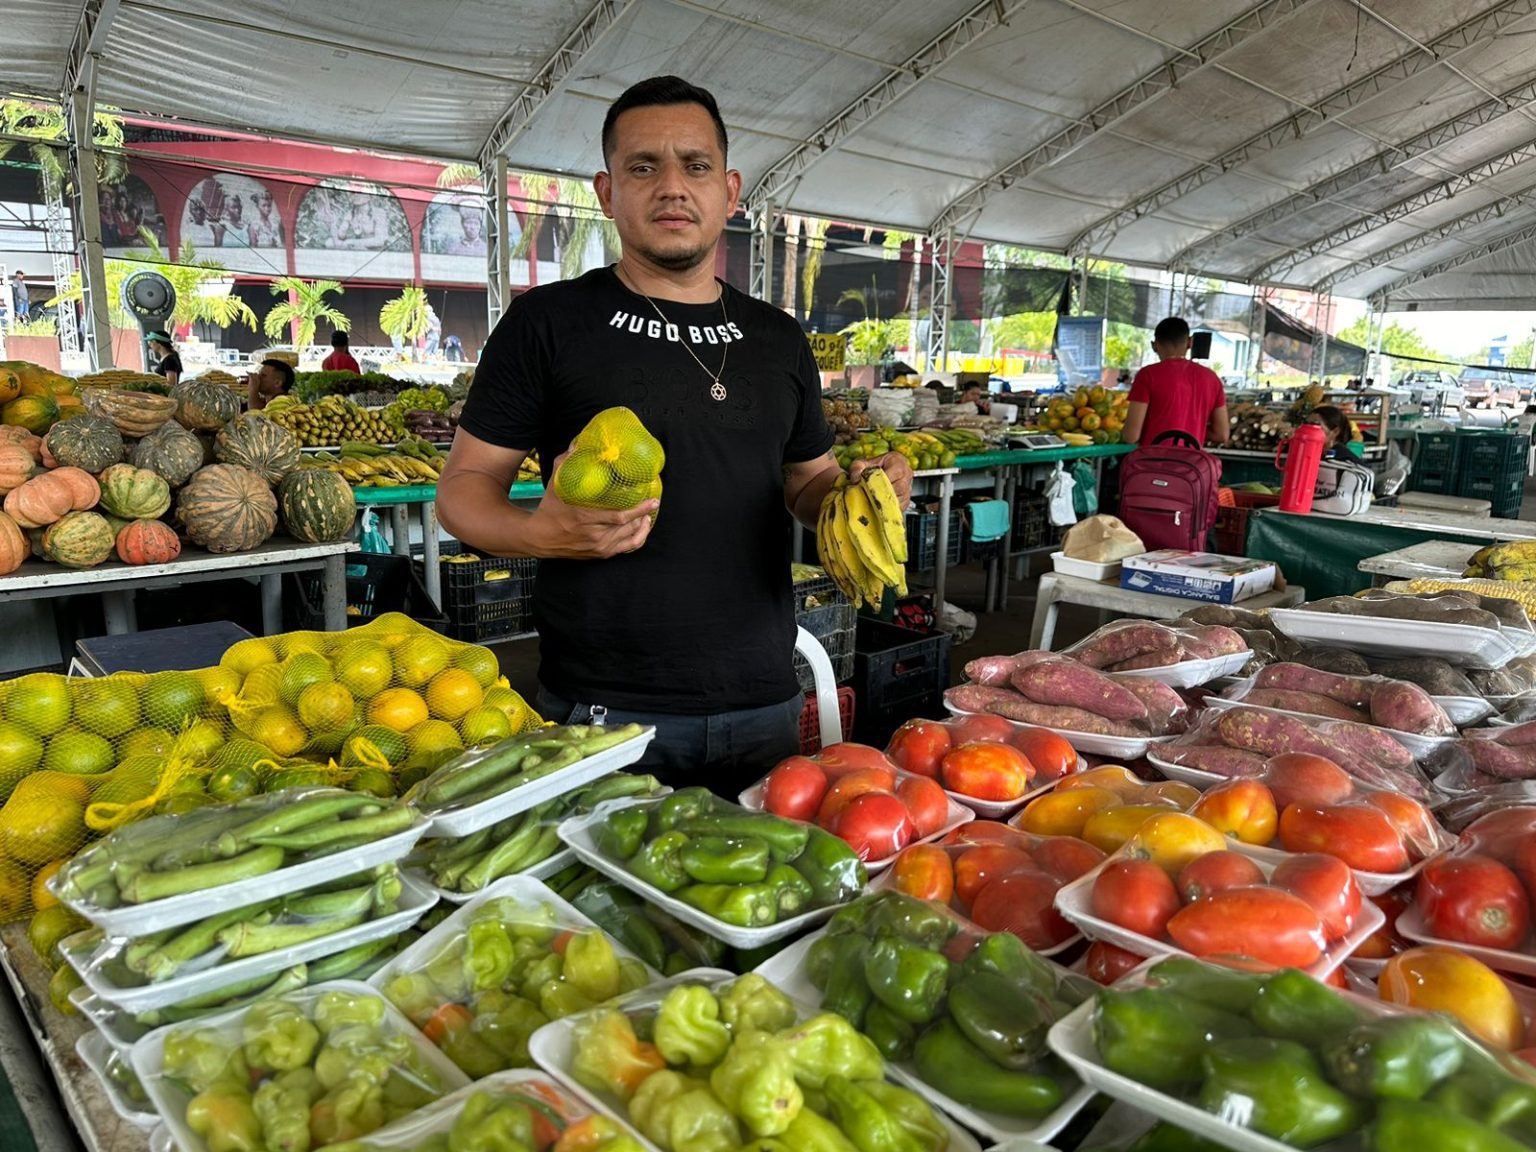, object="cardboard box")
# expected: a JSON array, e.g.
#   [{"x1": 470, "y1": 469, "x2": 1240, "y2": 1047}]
[{"x1": 1120, "y1": 549, "x2": 1278, "y2": 604}]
